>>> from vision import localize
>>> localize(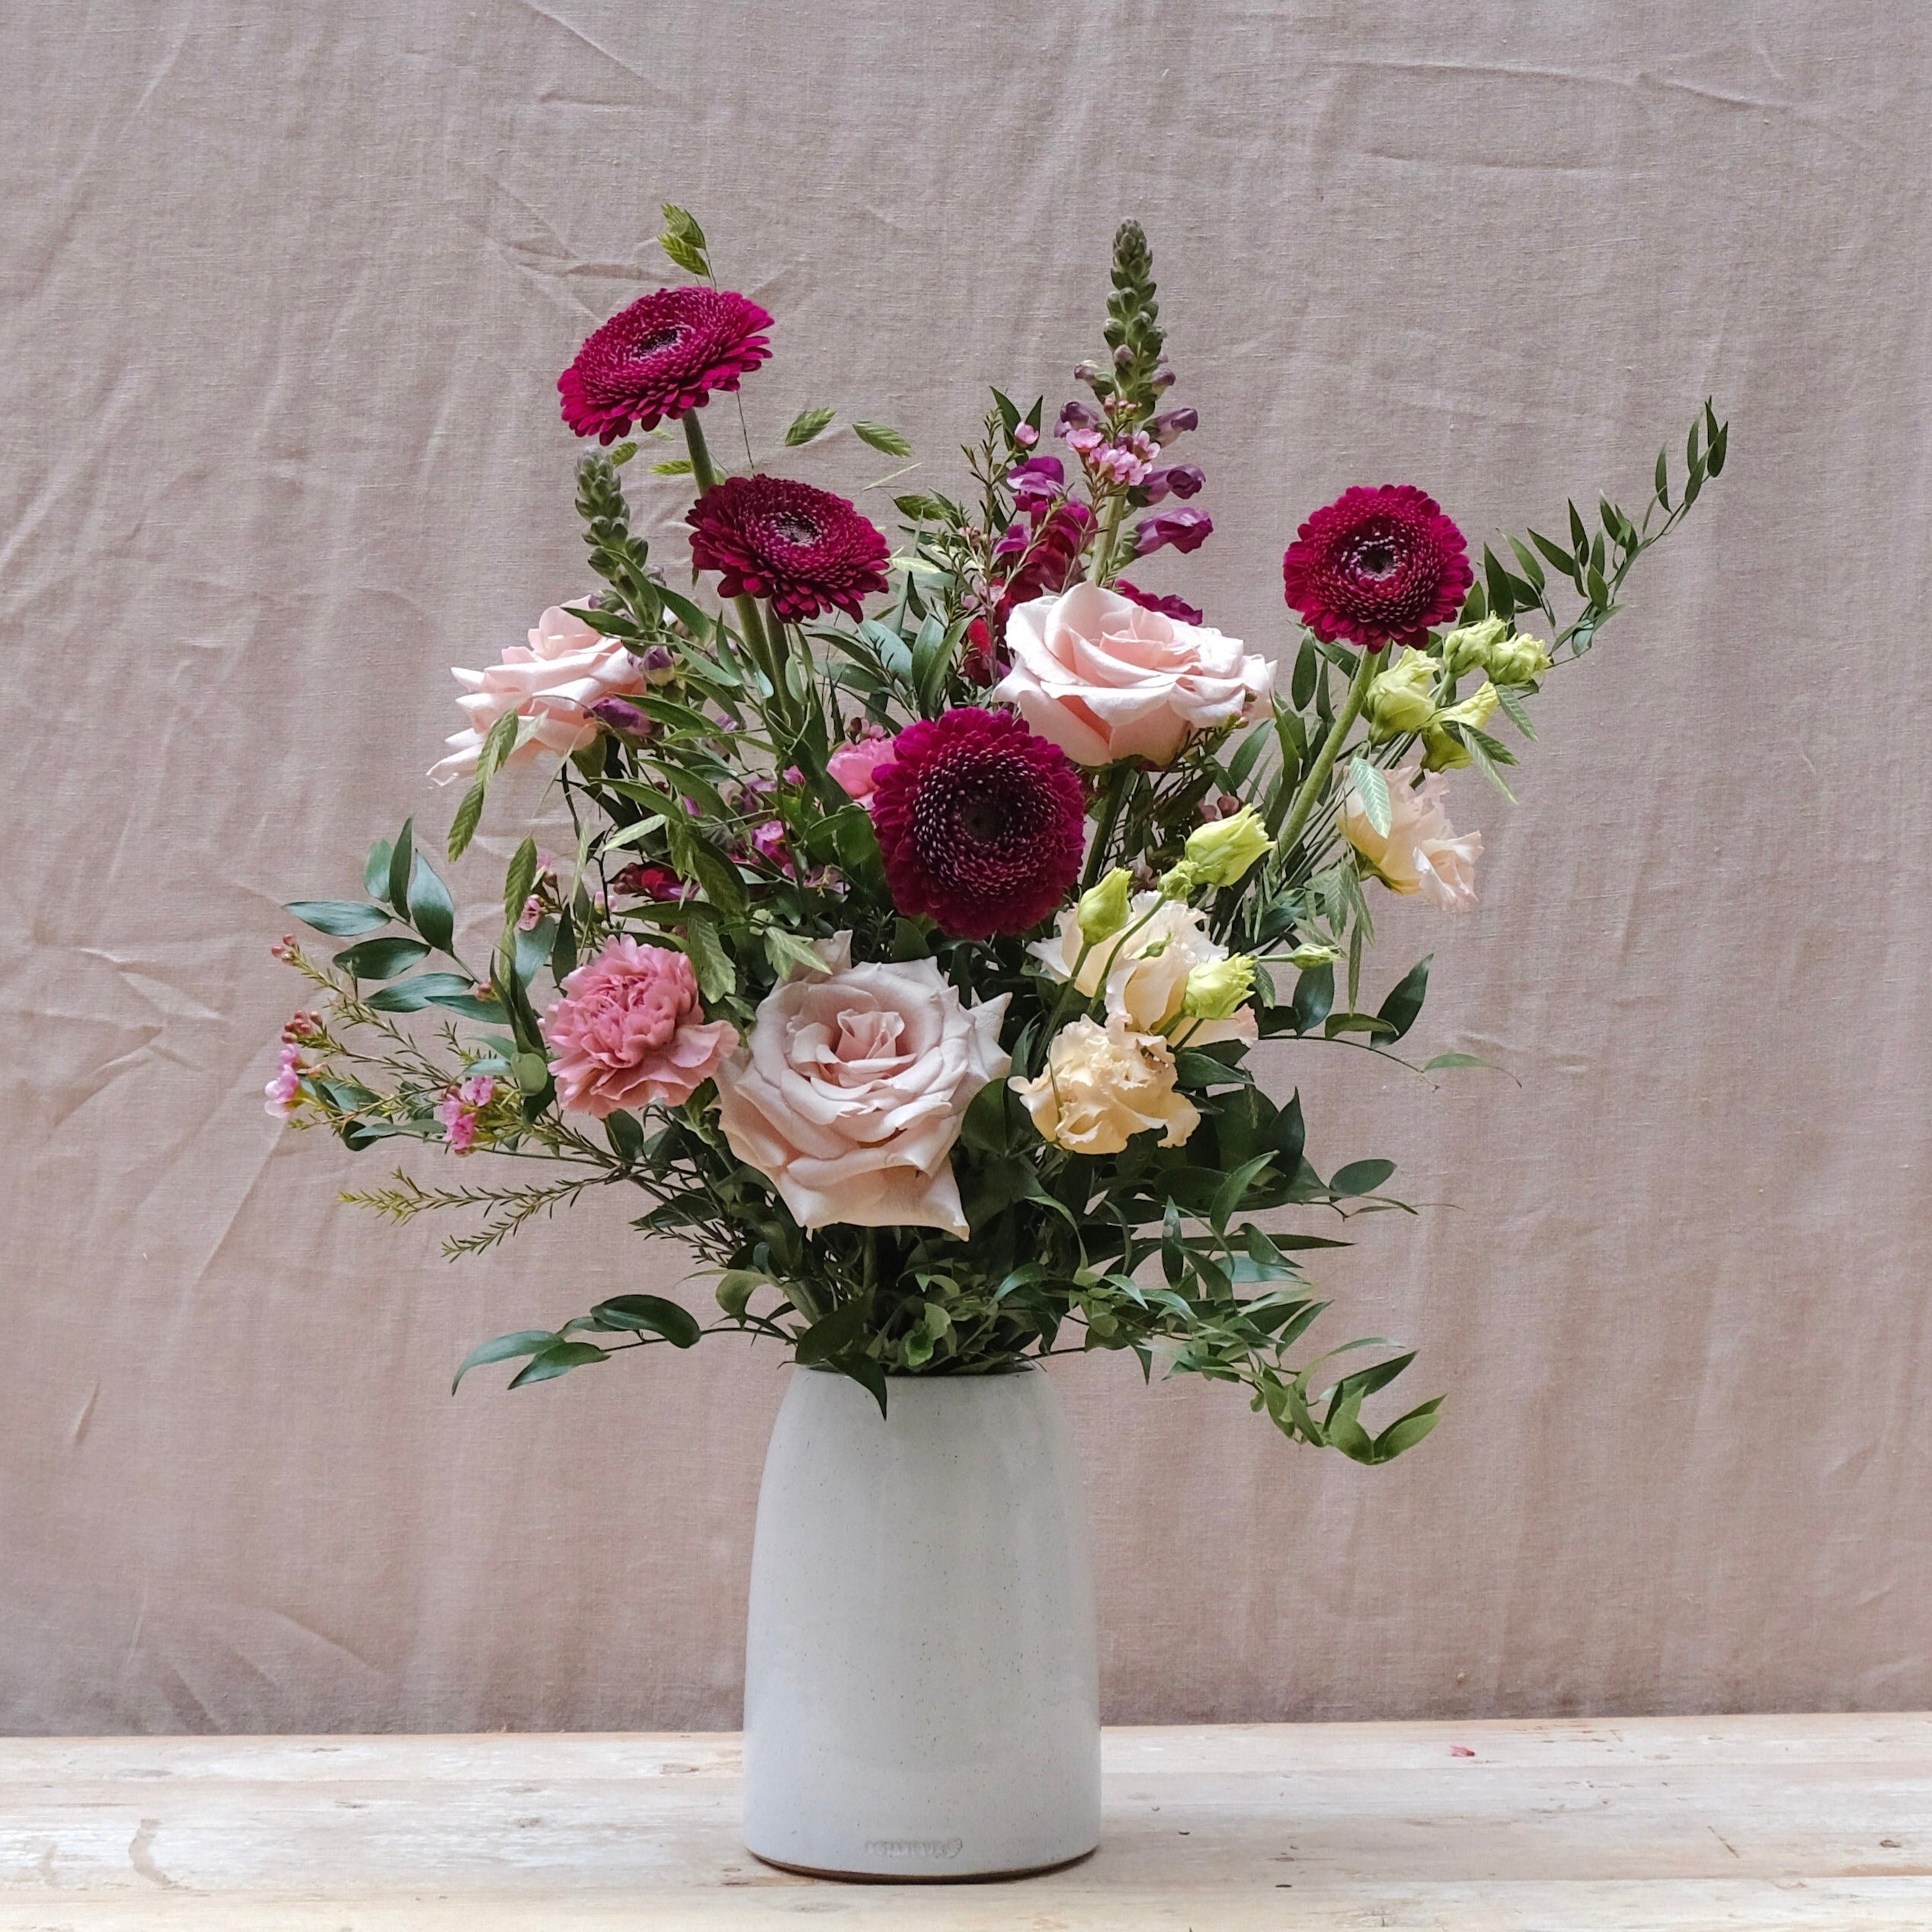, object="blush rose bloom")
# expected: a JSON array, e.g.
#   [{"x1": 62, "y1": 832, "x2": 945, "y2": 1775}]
[
  {"x1": 1340, "y1": 763, "x2": 1483, "y2": 912},
  {"x1": 1030, "y1": 893, "x2": 1257, "y2": 1048},
  {"x1": 714, "y1": 937, "x2": 1009, "y2": 1237},
  {"x1": 992, "y1": 581, "x2": 1273, "y2": 766},
  {"x1": 826, "y1": 731, "x2": 897, "y2": 804},
  {"x1": 428, "y1": 604, "x2": 647, "y2": 784},
  {"x1": 542, "y1": 939, "x2": 738, "y2": 1117},
  {"x1": 1010, "y1": 1017, "x2": 1199, "y2": 1156}
]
